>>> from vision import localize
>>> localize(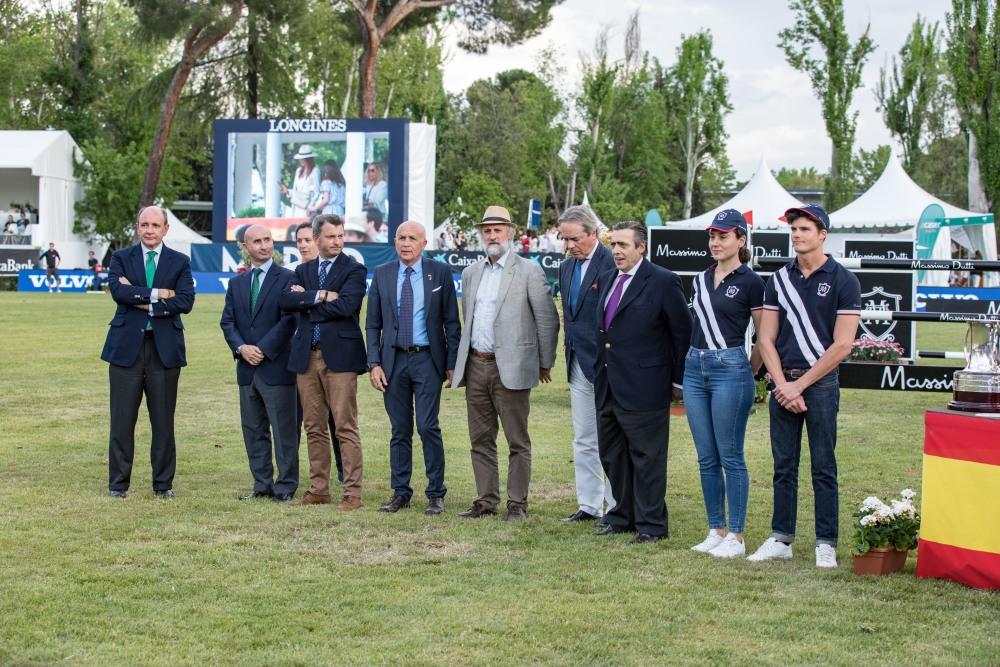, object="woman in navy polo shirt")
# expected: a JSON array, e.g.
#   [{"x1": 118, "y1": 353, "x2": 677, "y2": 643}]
[{"x1": 684, "y1": 209, "x2": 764, "y2": 559}]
